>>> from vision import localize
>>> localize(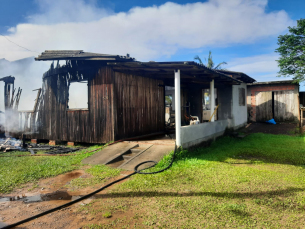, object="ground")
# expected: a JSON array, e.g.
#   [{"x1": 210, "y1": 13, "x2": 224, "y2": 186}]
[
  {"x1": 1, "y1": 122, "x2": 305, "y2": 228},
  {"x1": 0, "y1": 169, "x2": 137, "y2": 229},
  {"x1": 241, "y1": 122, "x2": 300, "y2": 135}
]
